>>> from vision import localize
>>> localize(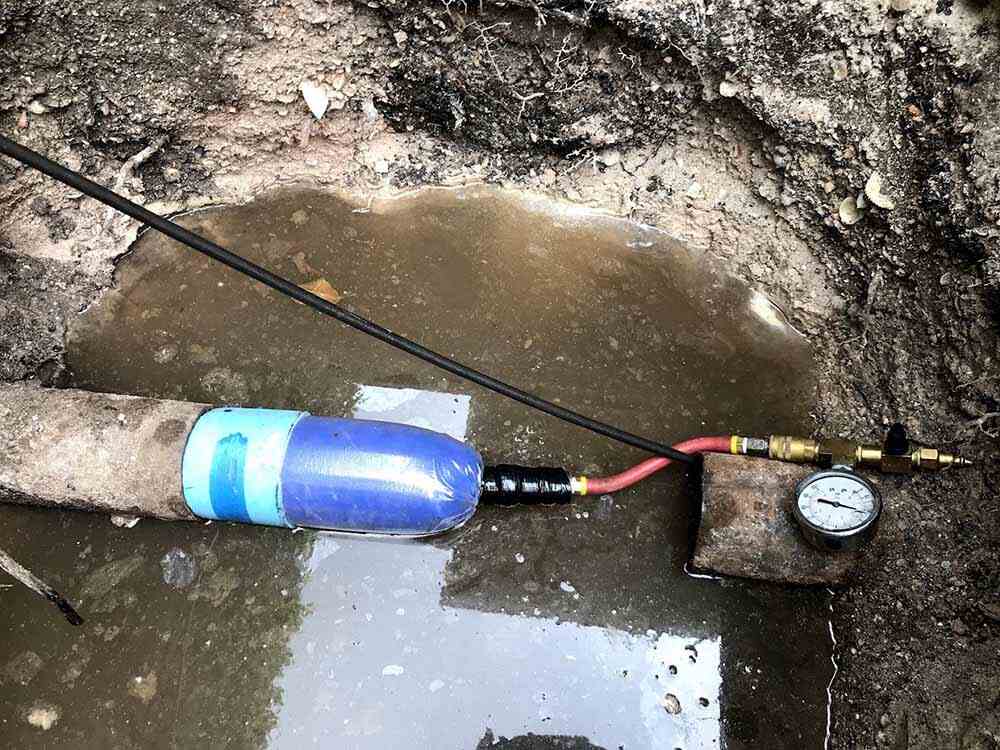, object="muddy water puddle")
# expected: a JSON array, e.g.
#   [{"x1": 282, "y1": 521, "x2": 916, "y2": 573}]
[{"x1": 1, "y1": 186, "x2": 830, "y2": 748}]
